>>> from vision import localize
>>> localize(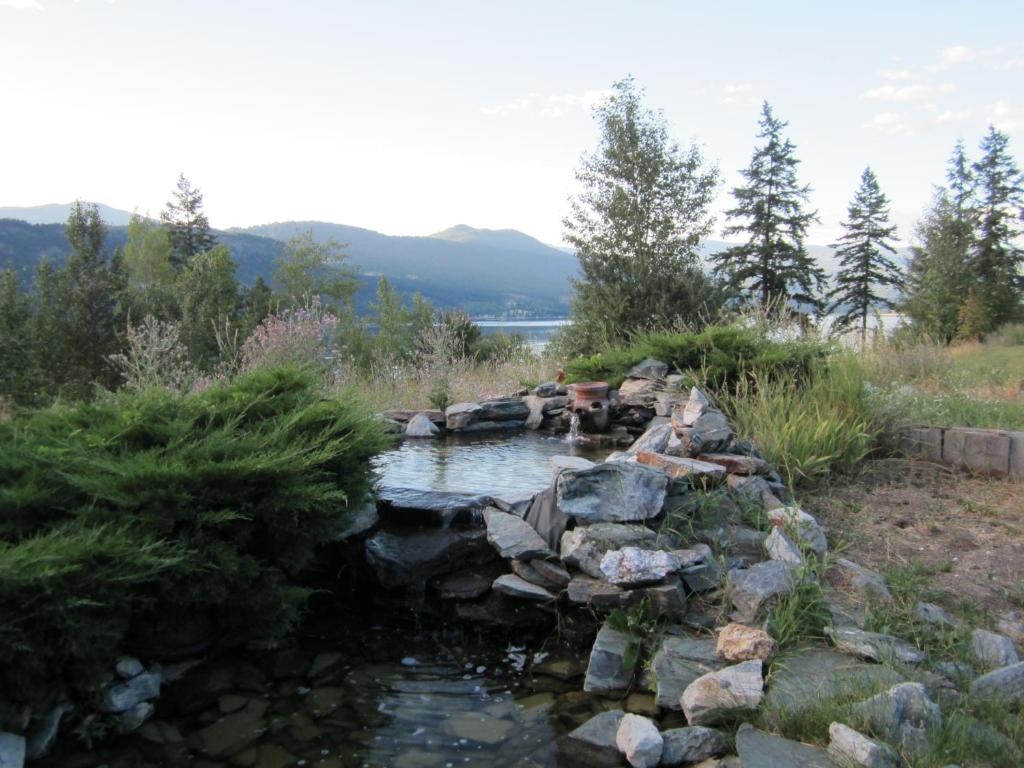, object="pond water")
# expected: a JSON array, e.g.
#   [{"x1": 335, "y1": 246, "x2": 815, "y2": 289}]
[{"x1": 372, "y1": 431, "x2": 611, "y2": 497}]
